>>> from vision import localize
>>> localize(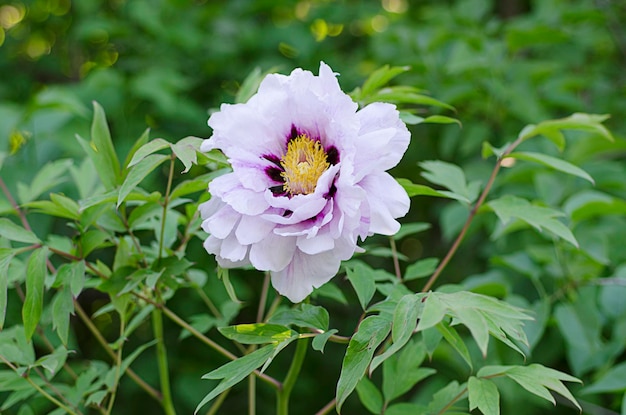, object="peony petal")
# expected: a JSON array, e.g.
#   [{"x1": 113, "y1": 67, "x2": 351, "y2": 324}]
[
  {"x1": 235, "y1": 214, "x2": 275, "y2": 245},
  {"x1": 296, "y1": 232, "x2": 335, "y2": 255},
  {"x1": 359, "y1": 172, "x2": 409, "y2": 235},
  {"x1": 202, "y1": 205, "x2": 241, "y2": 239},
  {"x1": 249, "y1": 232, "x2": 297, "y2": 272},
  {"x1": 270, "y1": 250, "x2": 341, "y2": 303}
]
